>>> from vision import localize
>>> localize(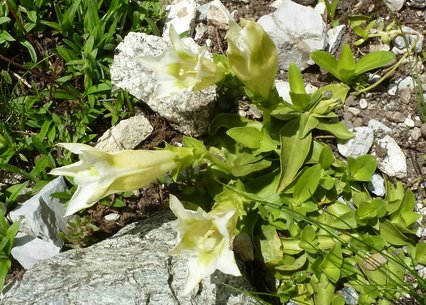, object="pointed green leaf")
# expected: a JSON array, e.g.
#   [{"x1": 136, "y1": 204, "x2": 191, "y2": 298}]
[
  {"x1": 294, "y1": 164, "x2": 321, "y2": 203},
  {"x1": 336, "y1": 44, "x2": 356, "y2": 83},
  {"x1": 354, "y1": 51, "x2": 396, "y2": 76},
  {"x1": 278, "y1": 118, "x2": 312, "y2": 192},
  {"x1": 310, "y1": 50, "x2": 339, "y2": 80},
  {"x1": 227, "y1": 126, "x2": 262, "y2": 149},
  {"x1": 380, "y1": 220, "x2": 410, "y2": 246},
  {"x1": 415, "y1": 242, "x2": 426, "y2": 265},
  {"x1": 317, "y1": 121, "x2": 353, "y2": 140},
  {"x1": 320, "y1": 243, "x2": 343, "y2": 283}
]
